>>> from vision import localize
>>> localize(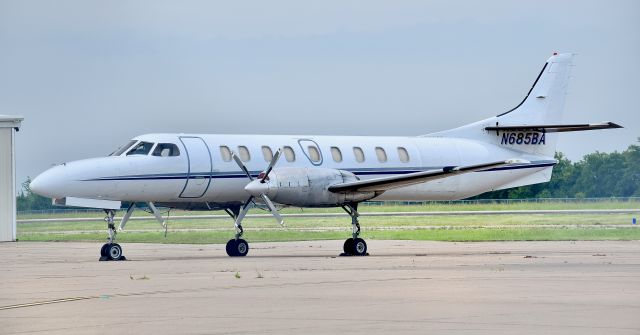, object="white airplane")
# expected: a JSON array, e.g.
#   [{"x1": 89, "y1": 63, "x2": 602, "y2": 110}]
[{"x1": 30, "y1": 53, "x2": 621, "y2": 260}]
